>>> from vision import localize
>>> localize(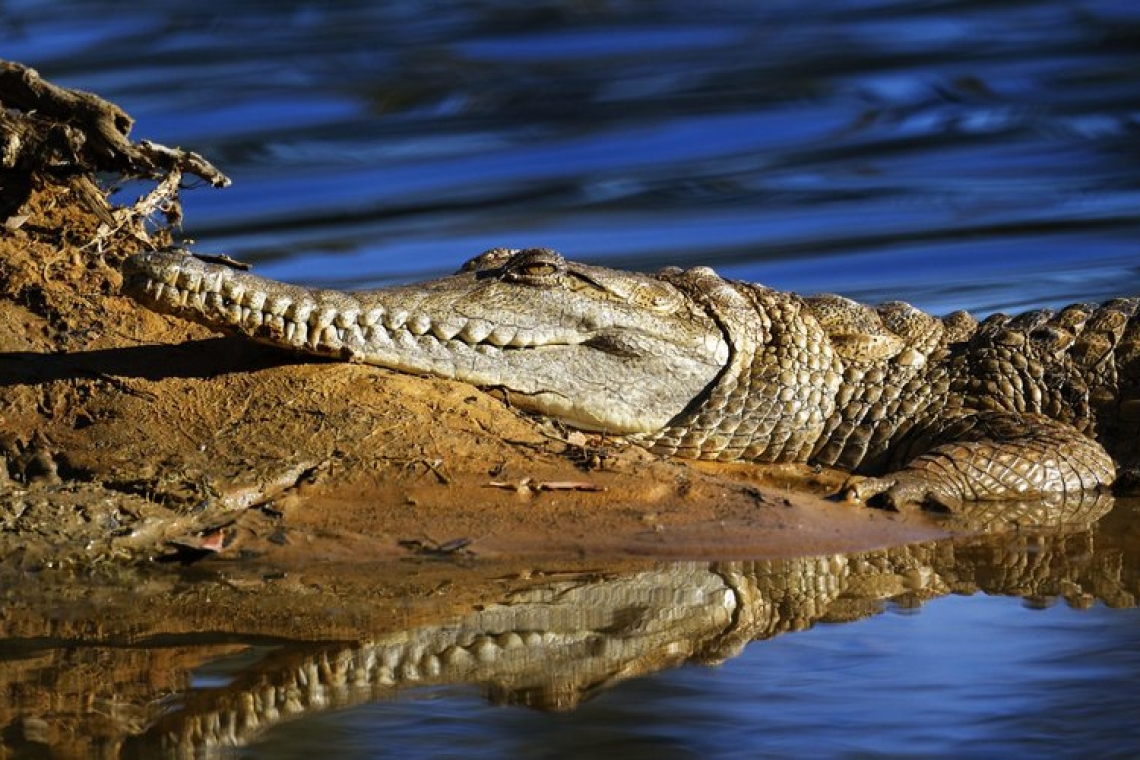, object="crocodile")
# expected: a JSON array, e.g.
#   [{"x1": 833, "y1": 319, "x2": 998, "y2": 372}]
[{"x1": 122, "y1": 247, "x2": 1140, "y2": 509}]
